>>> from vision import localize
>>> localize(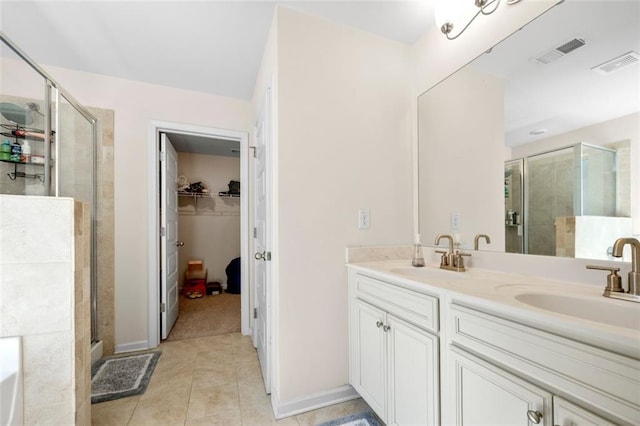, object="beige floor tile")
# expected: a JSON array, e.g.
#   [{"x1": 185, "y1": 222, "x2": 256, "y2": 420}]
[
  {"x1": 91, "y1": 333, "x2": 365, "y2": 426},
  {"x1": 142, "y1": 373, "x2": 192, "y2": 398},
  {"x1": 129, "y1": 376, "x2": 192, "y2": 425},
  {"x1": 186, "y1": 413, "x2": 243, "y2": 426},
  {"x1": 90, "y1": 396, "x2": 139, "y2": 426},
  {"x1": 192, "y1": 365, "x2": 237, "y2": 388},
  {"x1": 187, "y1": 381, "x2": 241, "y2": 421}
]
